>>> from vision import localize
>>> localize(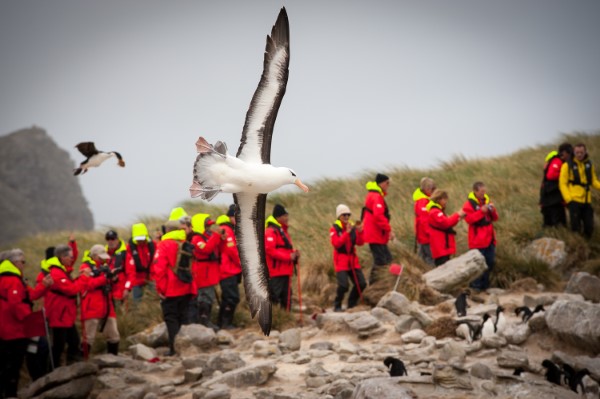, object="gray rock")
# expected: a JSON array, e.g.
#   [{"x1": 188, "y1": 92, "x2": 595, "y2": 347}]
[
  {"x1": 200, "y1": 361, "x2": 276, "y2": 388},
  {"x1": 206, "y1": 350, "x2": 246, "y2": 374},
  {"x1": 20, "y1": 362, "x2": 98, "y2": 399},
  {"x1": 344, "y1": 312, "x2": 381, "y2": 333},
  {"x1": 545, "y1": 300, "x2": 600, "y2": 353},
  {"x1": 307, "y1": 362, "x2": 333, "y2": 378},
  {"x1": 370, "y1": 307, "x2": 400, "y2": 324},
  {"x1": 433, "y1": 364, "x2": 473, "y2": 390},
  {"x1": 129, "y1": 343, "x2": 158, "y2": 361},
  {"x1": 326, "y1": 378, "x2": 354, "y2": 397},
  {"x1": 315, "y1": 312, "x2": 352, "y2": 332},
  {"x1": 215, "y1": 330, "x2": 235, "y2": 346},
  {"x1": 335, "y1": 340, "x2": 359, "y2": 355},
  {"x1": 502, "y1": 322, "x2": 531, "y2": 344},
  {"x1": 279, "y1": 328, "x2": 301, "y2": 352},
  {"x1": 401, "y1": 329, "x2": 427, "y2": 344},
  {"x1": 309, "y1": 341, "x2": 334, "y2": 351},
  {"x1": 253, "y1": 340, "x2": 282, "y2": 358},
  {"x1": 423, "y1": 250, "x2": 487, "y2": 292},
  {"x1": 376, "y1": 291, "x2": 412, "y2": 316},
  {"x1": 526, "y1": 237, "x2": 567, "y2": 268},
  {"x1": 350, "y1": 377, "x2": 418, "y2": 399},
  {"x1": 438, "y1": 341, "x2": 466, "y2": 362},
  {"x1": 394, "y1": 315, "x2": 421, "y2": 334},
  {"x1": 497, "y1": 350, "x2": 529, "y2": 369},
  {"x1": 92, "y1": 354, "x2": 128, "y2": 368},
  {"x1": 481, "y1": 335, "x2": 507, "y2": 349},
  {"x1": 565, "y1": 272, "x2": 600, "y2": 303},
  {"x1": 176, "y1": 324, "x2": 217, "y2": 351},
  {"x1": 127, "y1": 322, "x2": 169, "y2": 348},
  {"x1": 528, "y1": 312, "x2": 547, "y2": 332},
  {"x1": 306, "y1": 377, "x2": 329, "y2": 388},
  {"x1": 470, "y1": 362, "x2": 493, "y2": 380},
  {"x1": 182, "y1": 354, "x2": 210, "y2": 370},
  {"x1": 185, "y1": 367, "x2": 204, "y2": 383}
]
